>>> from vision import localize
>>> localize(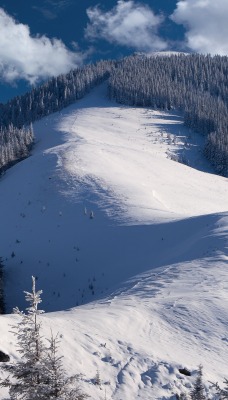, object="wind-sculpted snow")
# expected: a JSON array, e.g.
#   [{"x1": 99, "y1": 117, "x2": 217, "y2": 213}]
[
  {"x1": 55, "y1": 84, "x2": 228, "y2": 224},
  {"x1": 0, "y1": 84, "x2": 227, "y2": 399}
]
